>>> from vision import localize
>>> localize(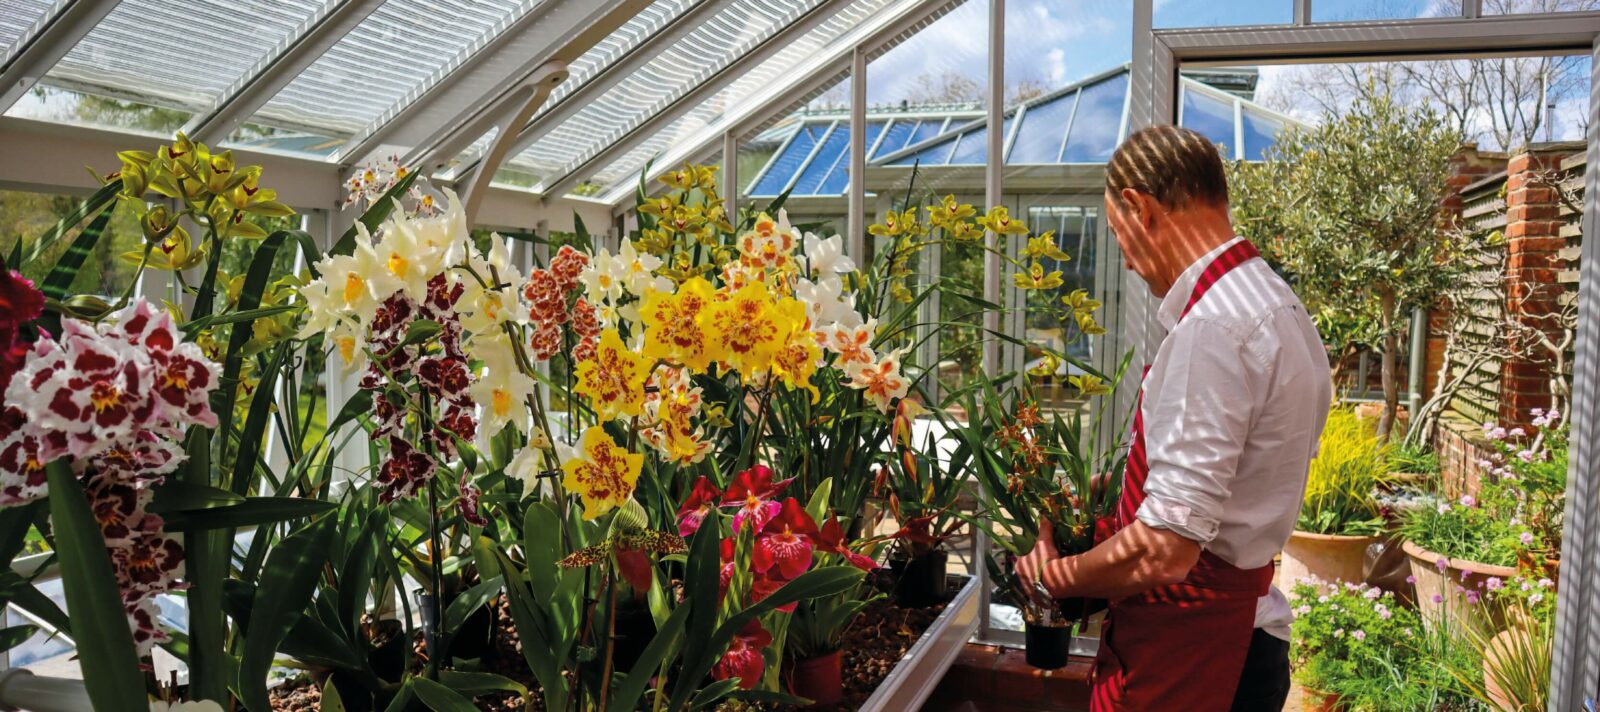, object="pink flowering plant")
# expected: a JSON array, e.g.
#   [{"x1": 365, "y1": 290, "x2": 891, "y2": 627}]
[
  {"x1": 1289, "y1": 576, "x2": 1477, "y2": 708},
  {"x1": 1399, "y1": 408, "x2": 1567, "y2": 569}
]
